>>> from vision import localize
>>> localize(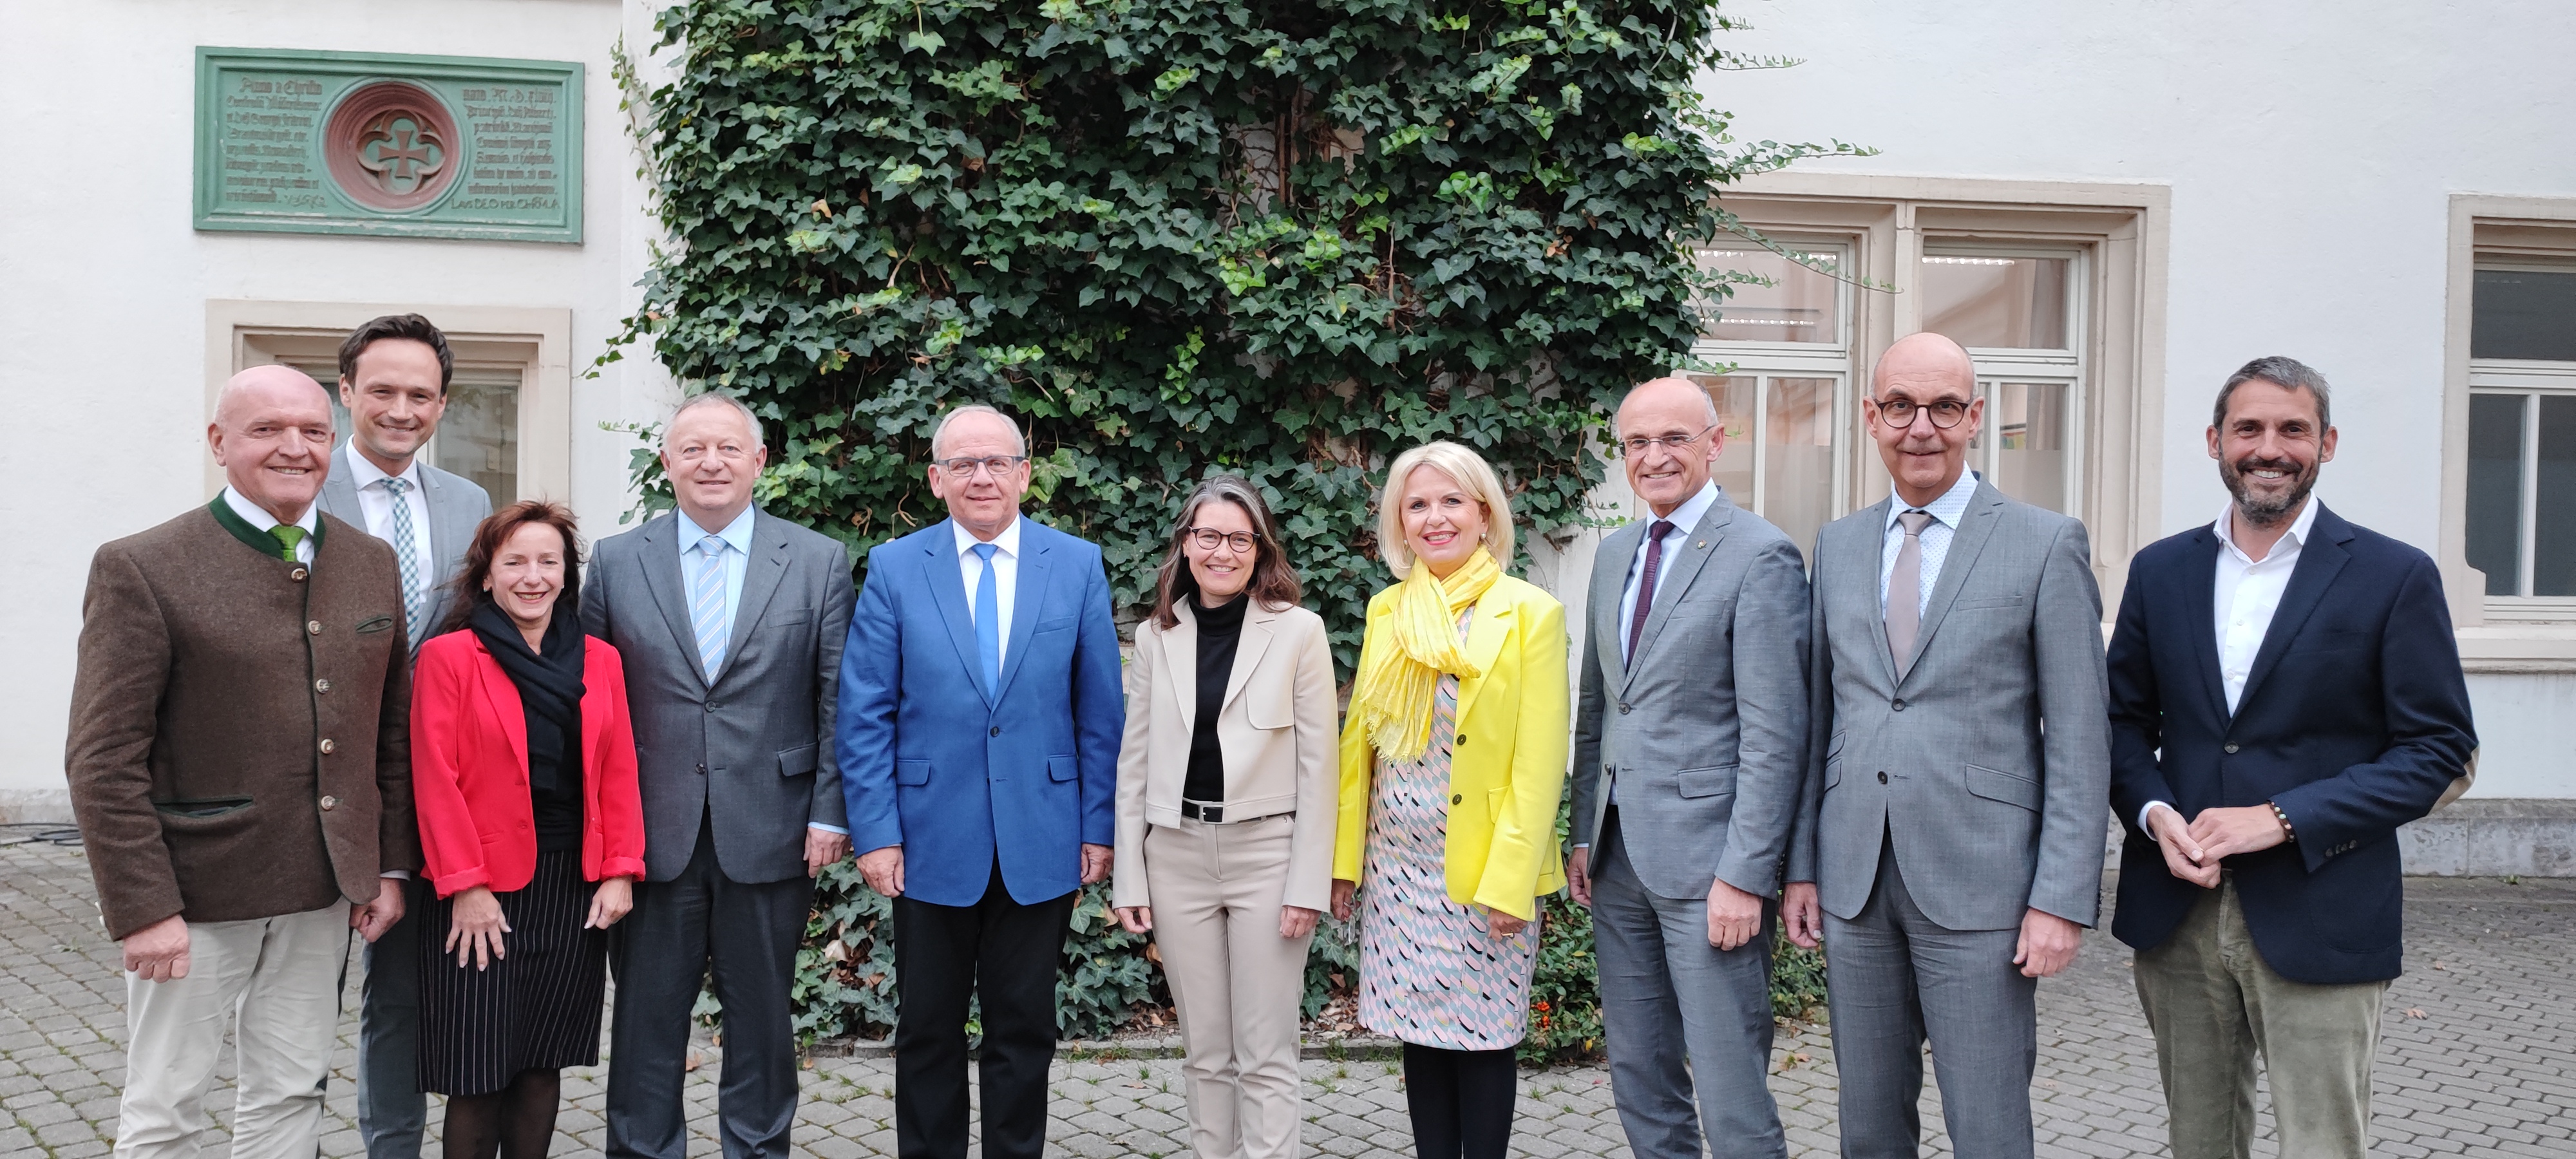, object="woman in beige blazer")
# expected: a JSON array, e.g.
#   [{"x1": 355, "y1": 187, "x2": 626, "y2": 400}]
[{"x1": 1112, "y1": 475, "x2": 1339, "y2": 1159}]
